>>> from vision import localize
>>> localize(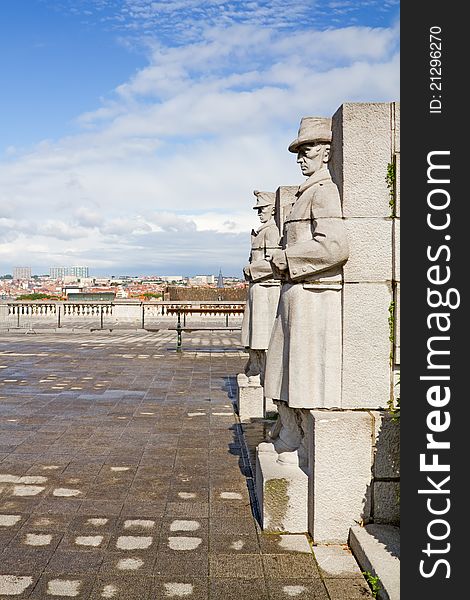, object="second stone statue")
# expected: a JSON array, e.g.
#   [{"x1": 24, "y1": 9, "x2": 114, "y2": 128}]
[{"x1": 240, "y1": 190, "x2": 281, "y2": 385}]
